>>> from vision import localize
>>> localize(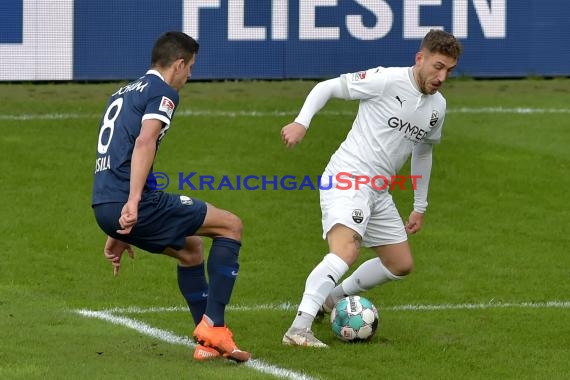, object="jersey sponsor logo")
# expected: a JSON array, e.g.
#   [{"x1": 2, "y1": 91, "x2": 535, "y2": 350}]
[
  {"x1": 352, "y1": 71, "x2": 367, "y2": 81},
  {"x1": 159, "y1": 96, "x2": 175, "y2": 118},
  {"x1": 430, "y1": 110, "x2": 439, "y2": 126},
  {"x1": 387, "y1": 116, "x2": 428, "y2": 142},
  {"x1": 352, "y1": 209, "x2": 364, "y2": 224}
]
